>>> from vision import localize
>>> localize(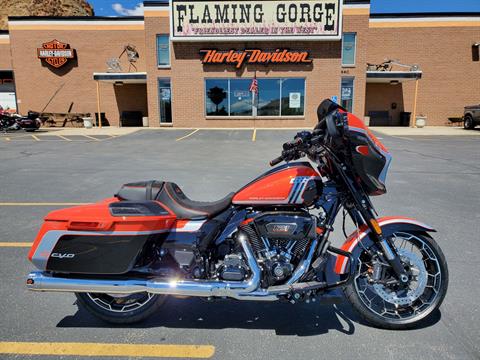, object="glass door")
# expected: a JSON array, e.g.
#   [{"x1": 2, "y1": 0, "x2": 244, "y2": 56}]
[
  {"x1": 158, "y1": 78, "x2": 172, "y2": 124},
  {"x1": 341, "y1": 77, "x2": 354, "y2": 113}
]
